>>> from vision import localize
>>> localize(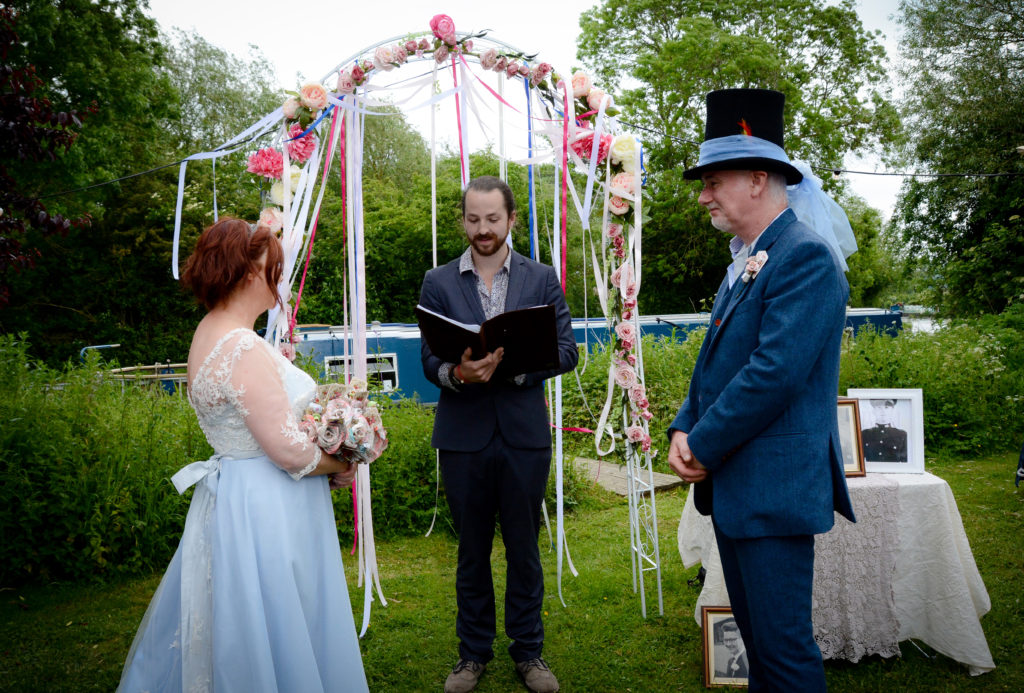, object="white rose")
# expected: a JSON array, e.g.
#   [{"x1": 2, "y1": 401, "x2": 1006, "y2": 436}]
[{"x1": 610, "y1": 134, "x2": 638, "y2": 173}]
